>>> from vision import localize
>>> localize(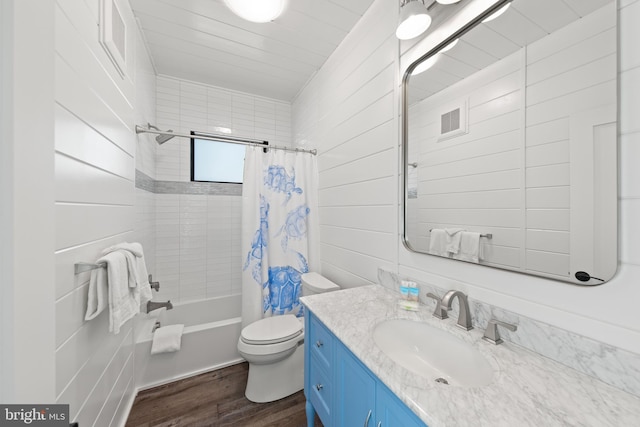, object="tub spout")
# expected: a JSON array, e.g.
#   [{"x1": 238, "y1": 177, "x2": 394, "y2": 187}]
[{"x1": 147, "y1": 300, "x2": 173, "y2": 313}]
